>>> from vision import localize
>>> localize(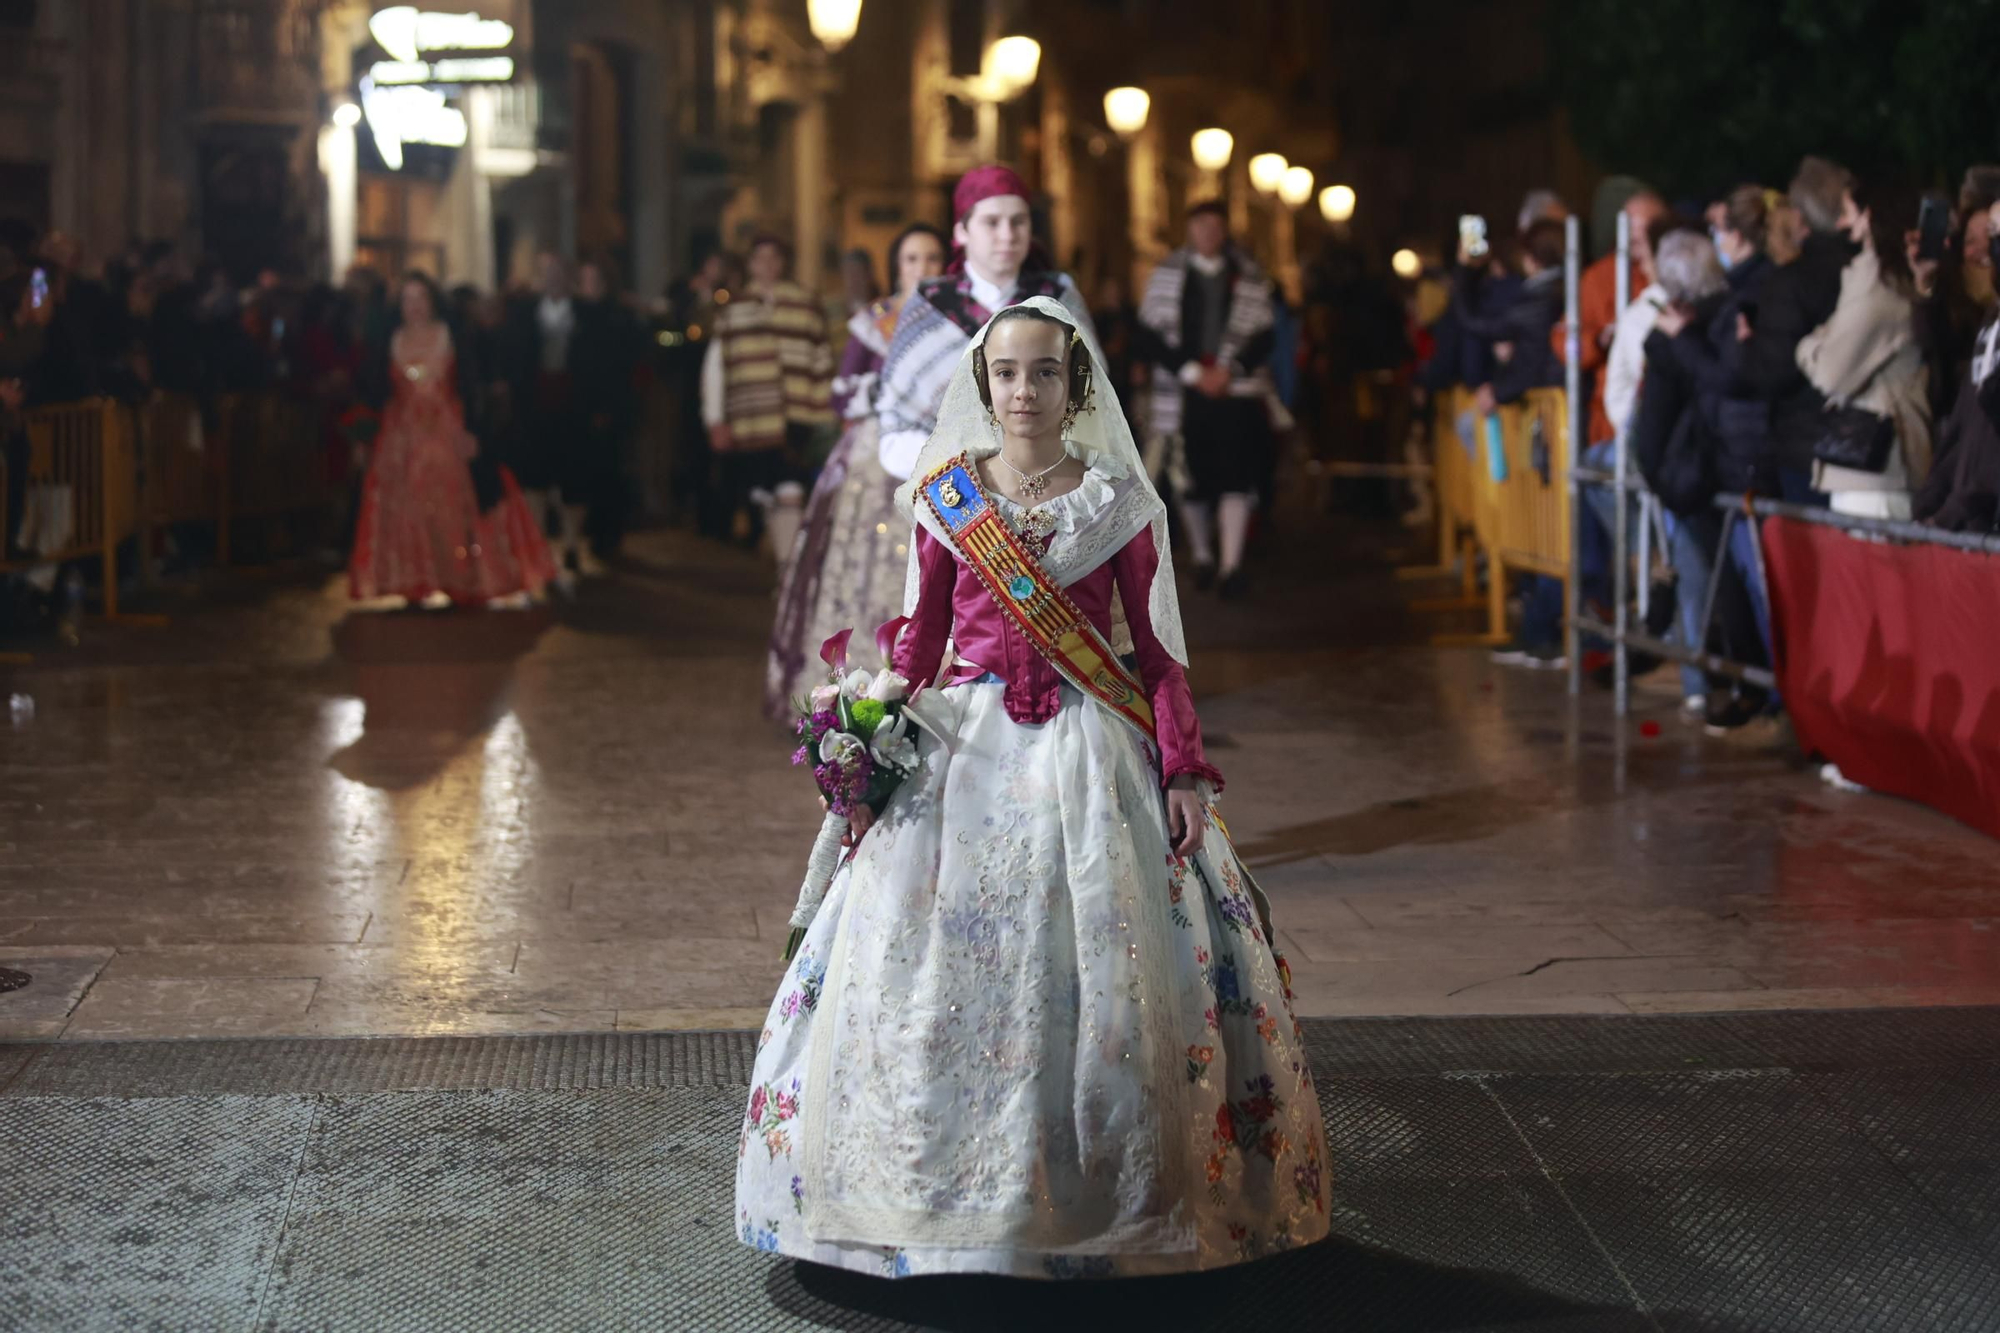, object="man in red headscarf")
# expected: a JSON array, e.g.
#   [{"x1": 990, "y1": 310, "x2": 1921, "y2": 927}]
[{"x1": 875, "y1": 165, "x2": 1093, "y2": 481}]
